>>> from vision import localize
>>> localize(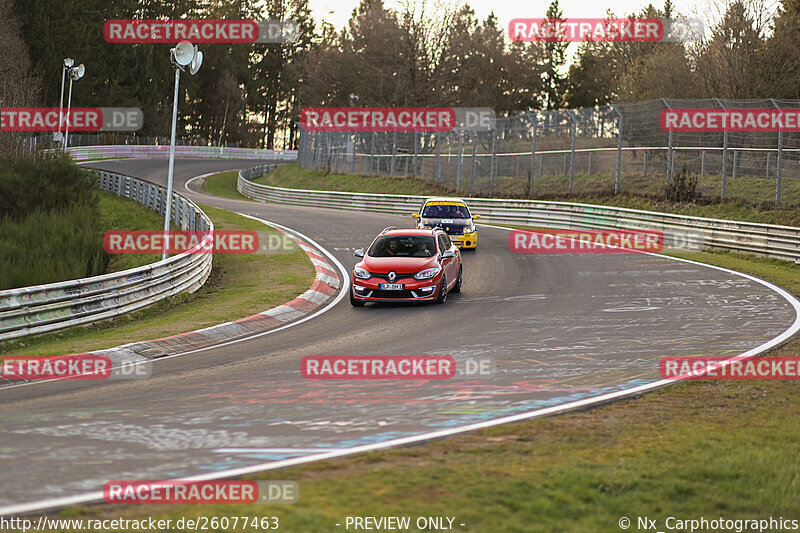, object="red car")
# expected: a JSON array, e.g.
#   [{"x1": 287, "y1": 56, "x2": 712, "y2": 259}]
[{"x1": 350, "y1": 227, "x2": 462, "y2": 306}]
